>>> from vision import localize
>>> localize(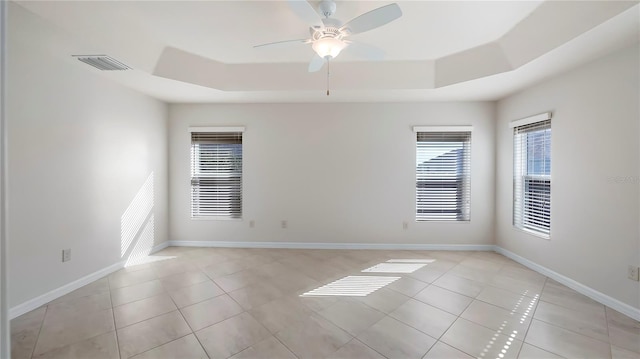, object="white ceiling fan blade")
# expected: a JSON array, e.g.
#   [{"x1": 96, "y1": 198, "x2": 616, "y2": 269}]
[
  {"x1": 344, "y1": 41, "x2": 385, "y2": 61},
  {"x1": 254, "y1": 39, "x2": 308, "y2": 49},
  {"x1": 287, "y1": 0, "x2": 324, "y2": 29},
  {"x1": 341, "y1": 3, "x2": 402, "y2": 35},
  {"x1": 308, "y1": 54, "x2": 326, "y2": 72}
]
